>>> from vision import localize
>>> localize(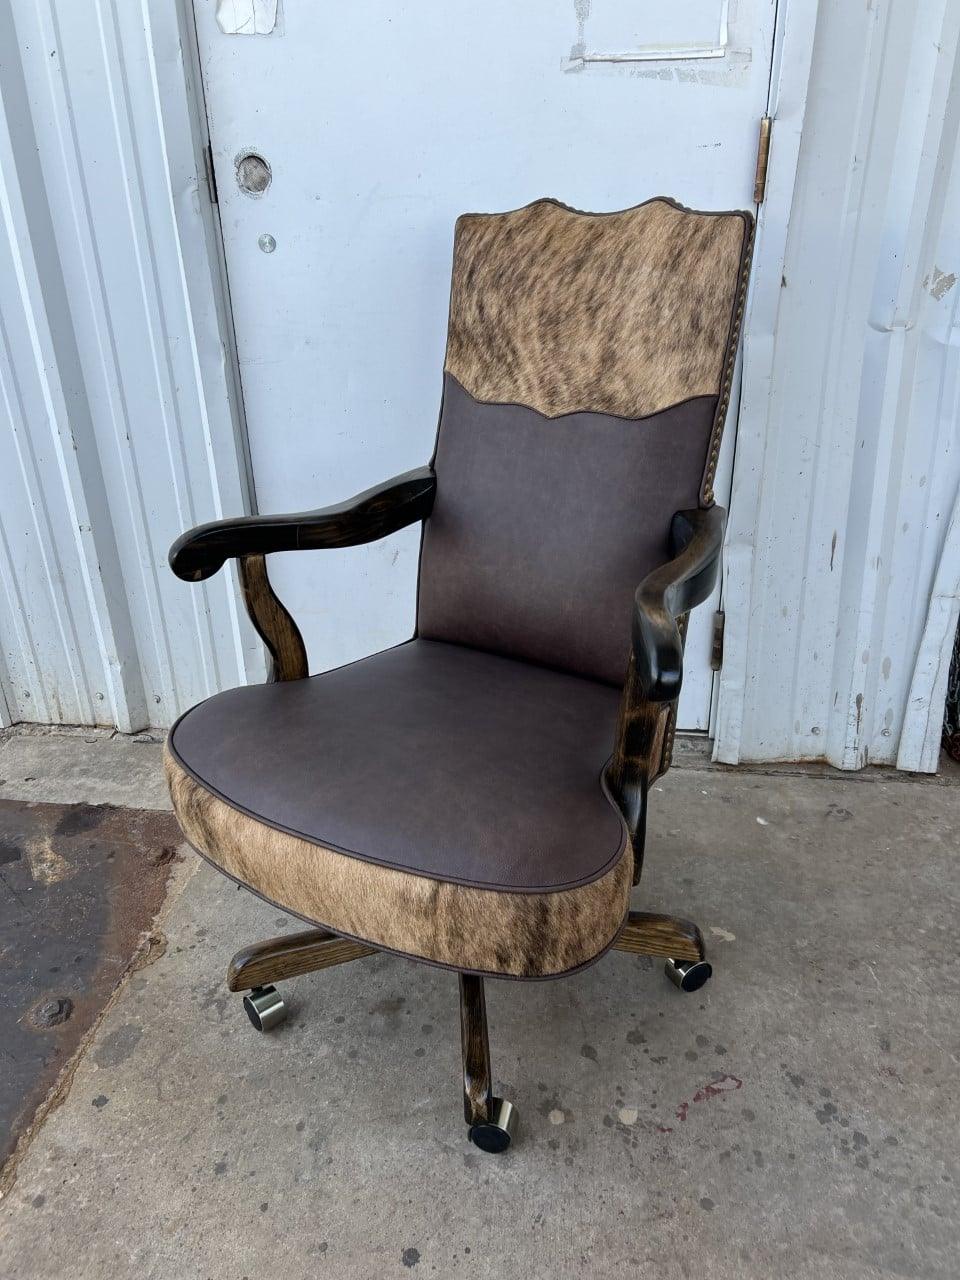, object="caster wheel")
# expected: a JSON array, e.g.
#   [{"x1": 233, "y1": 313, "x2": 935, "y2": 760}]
[
  {"x1": 468, "y1": 1097, "x2": 518, "y2": 1153},
  {"x1": 242, "y1": 985, "x2": 286, "y2": 1031},
  {"x1": 665, "y1": 957, "x2": 713, "y2": 993}
]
